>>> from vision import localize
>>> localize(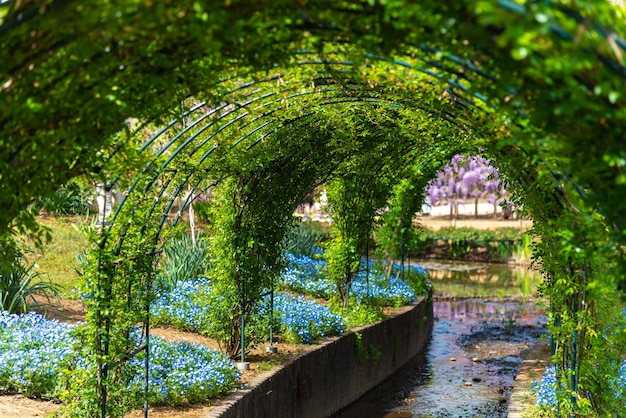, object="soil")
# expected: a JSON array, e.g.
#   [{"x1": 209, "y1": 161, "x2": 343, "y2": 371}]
[
  {"x1": 417, "y1": 214, "x2": 532, "y2": 232},
  {"x1": 0, "y1": 214, "x2": 540, "y2": 418}
]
